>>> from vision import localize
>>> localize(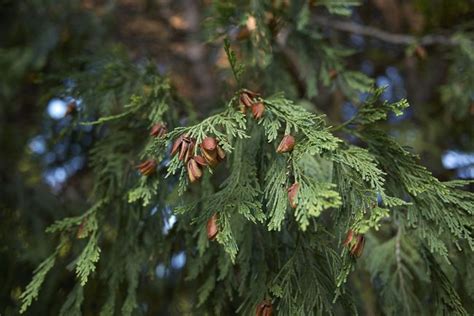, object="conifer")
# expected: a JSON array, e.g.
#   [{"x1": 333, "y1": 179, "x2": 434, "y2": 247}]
[{"x1": 10, "y1": 1, "x2": 474, "y2": 315}]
